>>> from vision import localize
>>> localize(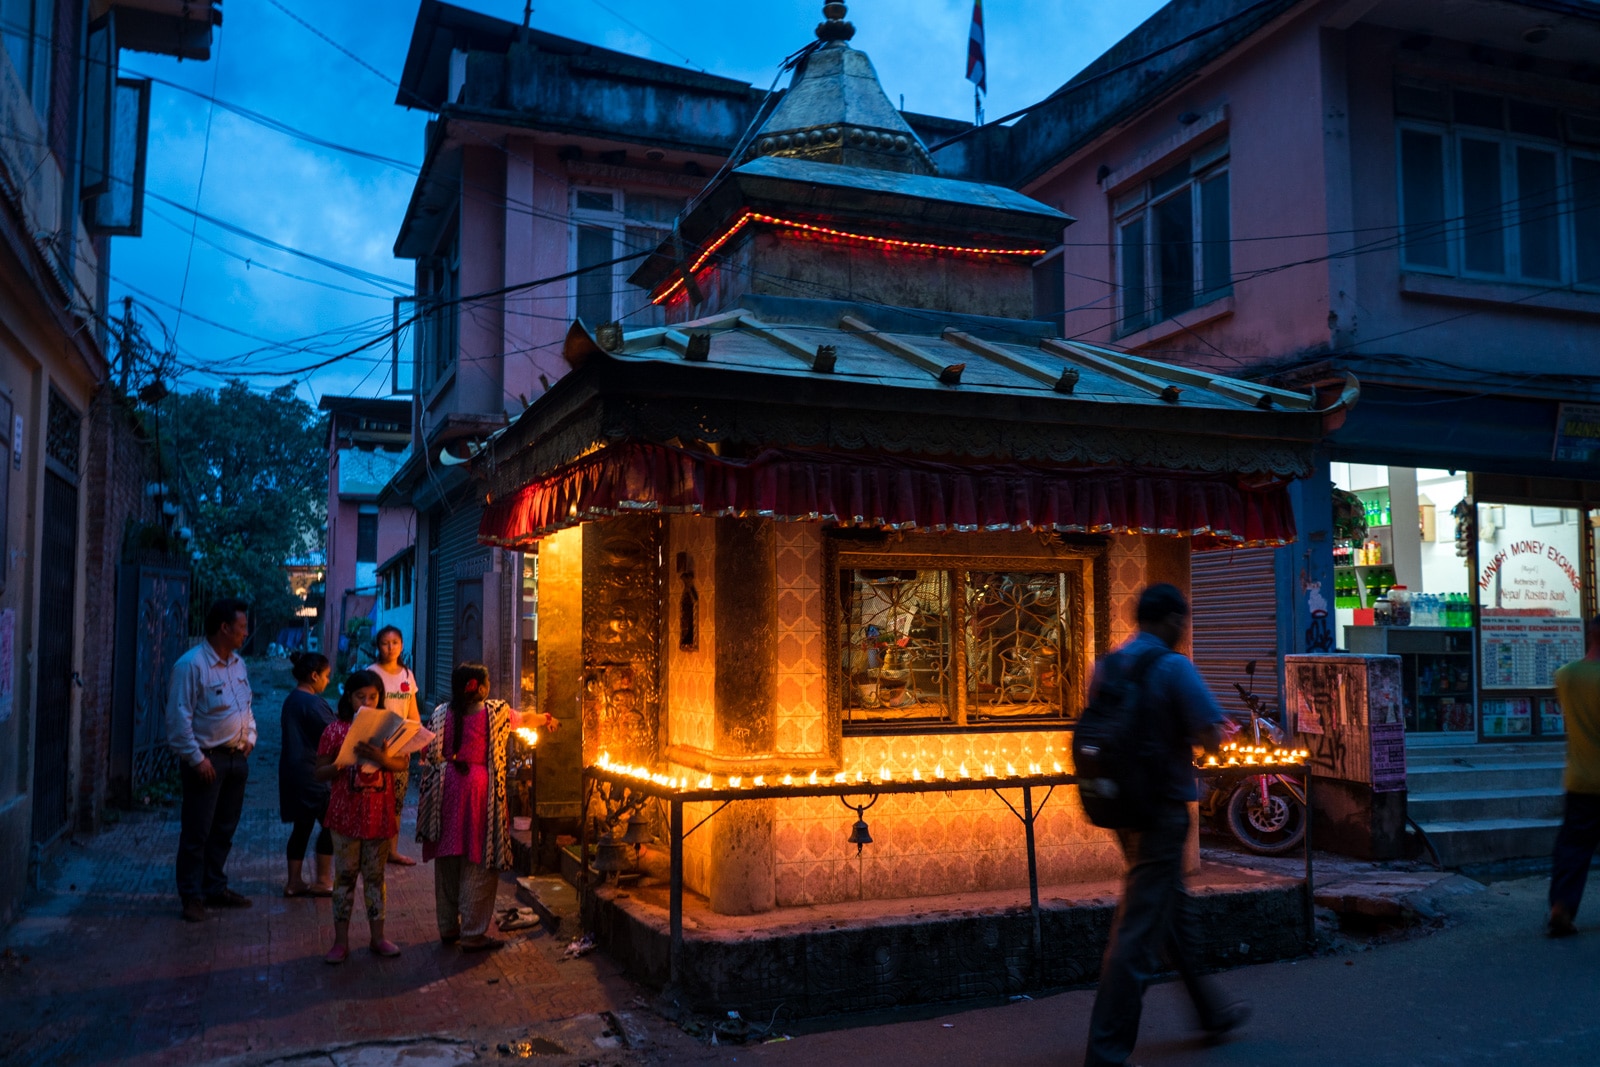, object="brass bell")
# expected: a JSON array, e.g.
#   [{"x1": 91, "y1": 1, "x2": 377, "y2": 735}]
[
  {"x1": 621, "y1": 815, "x2": 649, "y2": 846},
  {"x1": 591, "y1": 835, "x2": 629, "y2": 873},
  {"x1": 847, "y1": 817, "x2": 872, "y2": 855}
]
